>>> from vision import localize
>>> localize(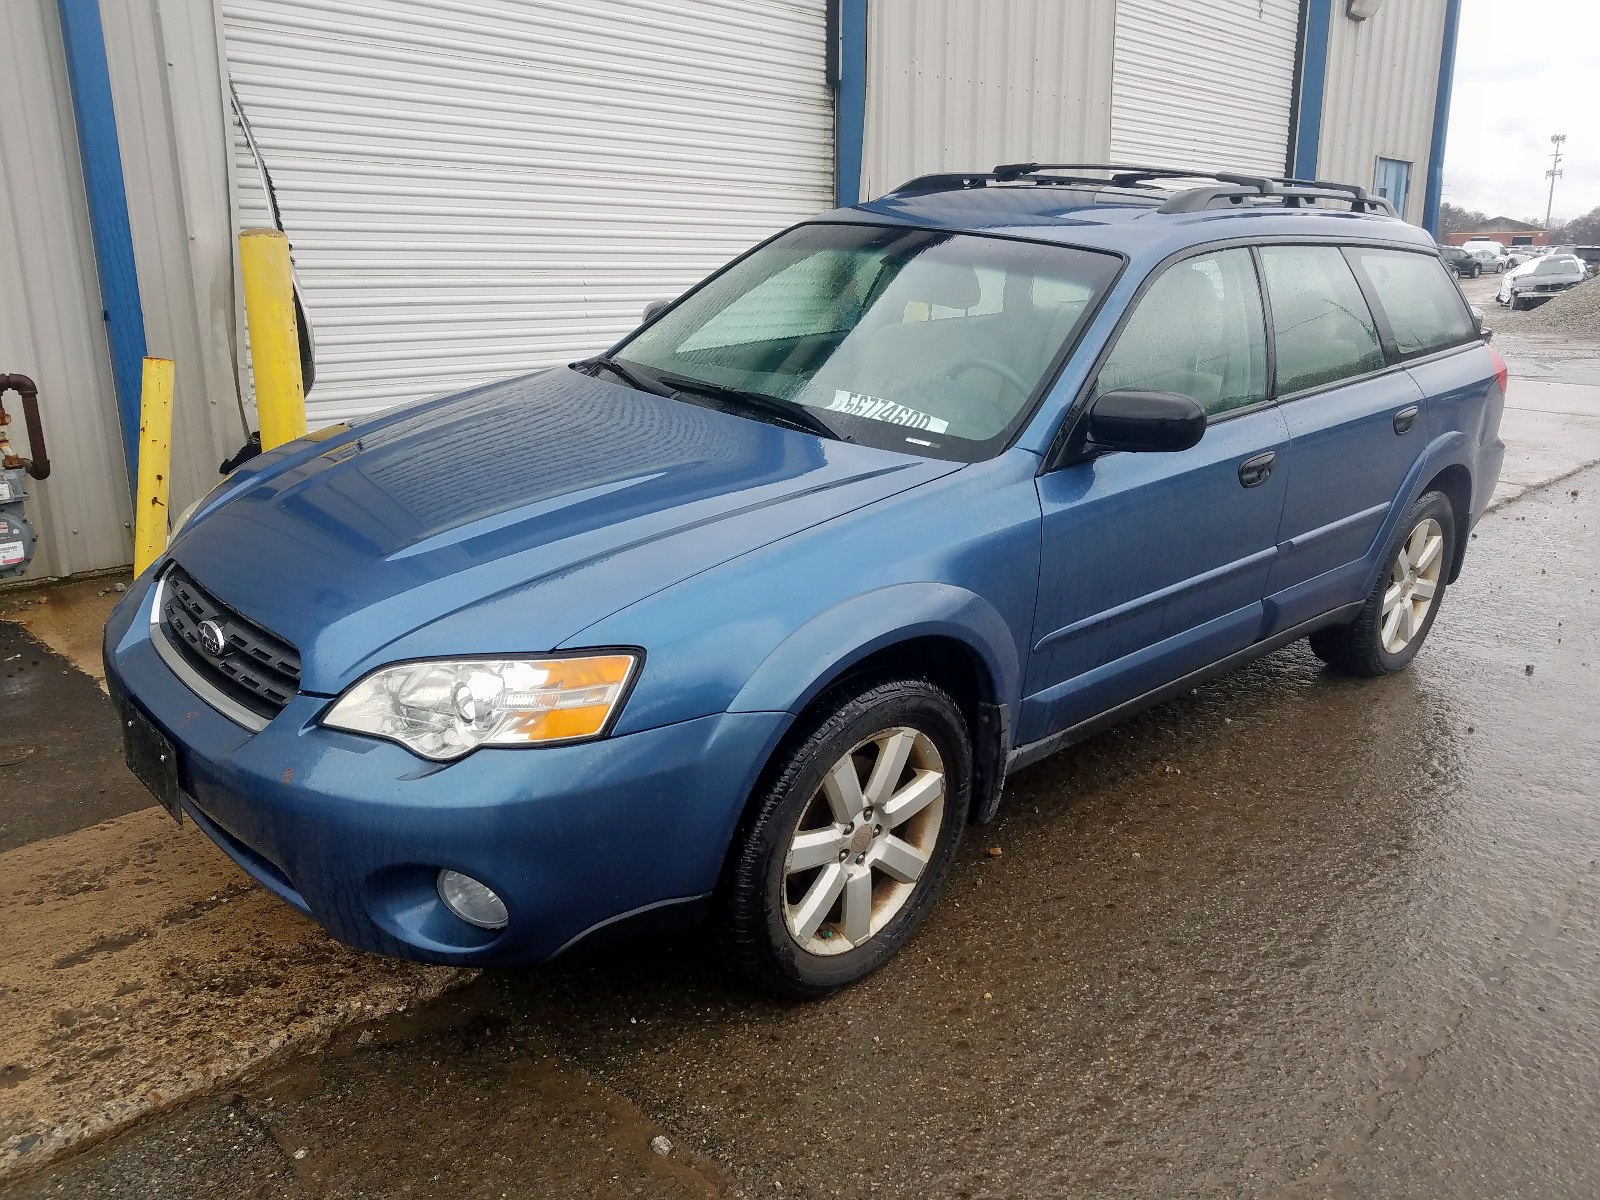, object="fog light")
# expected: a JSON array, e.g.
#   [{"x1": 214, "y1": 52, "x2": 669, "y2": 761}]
[{"x1": 436, "y1": 870, "x2": 508, "y2": 930}]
